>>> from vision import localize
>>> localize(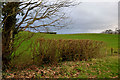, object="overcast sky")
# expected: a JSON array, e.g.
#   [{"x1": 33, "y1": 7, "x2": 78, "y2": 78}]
[{"x1": 57, "y1": 2, "x2": 118, "y2": 34}]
